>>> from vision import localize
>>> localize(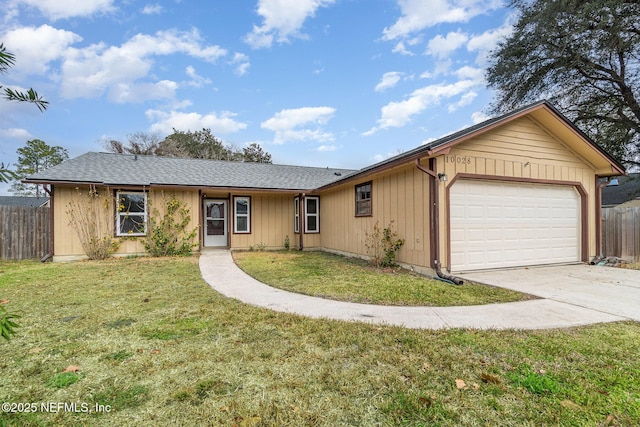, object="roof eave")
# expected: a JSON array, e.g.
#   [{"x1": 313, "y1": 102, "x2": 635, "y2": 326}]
[{"x1": 22, "y1": 179, "x2": 318, "y2": 194}]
